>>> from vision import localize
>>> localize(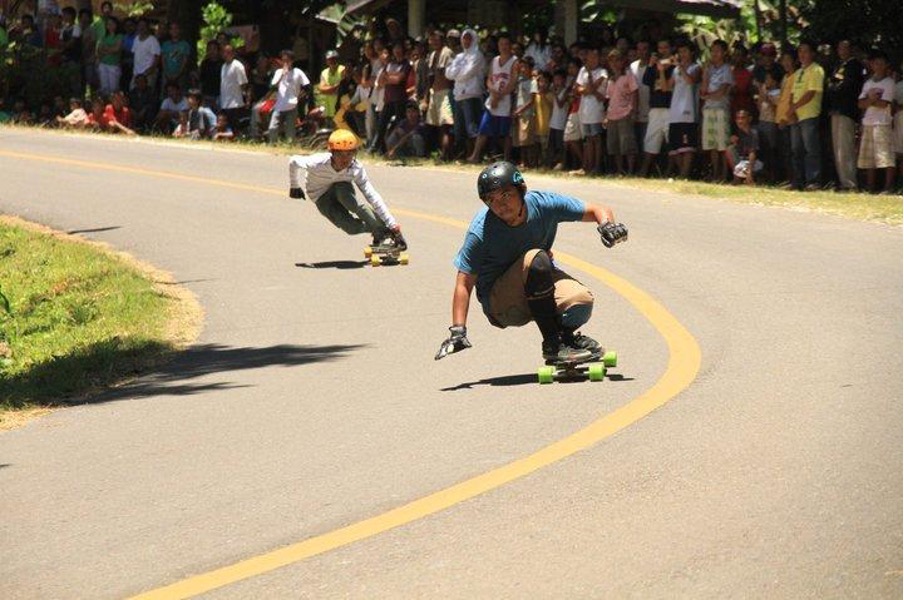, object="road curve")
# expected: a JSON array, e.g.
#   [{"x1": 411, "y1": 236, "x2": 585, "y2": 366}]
[{"x1": 0, "y1": 129, "x2": 900, "y2": 599}]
